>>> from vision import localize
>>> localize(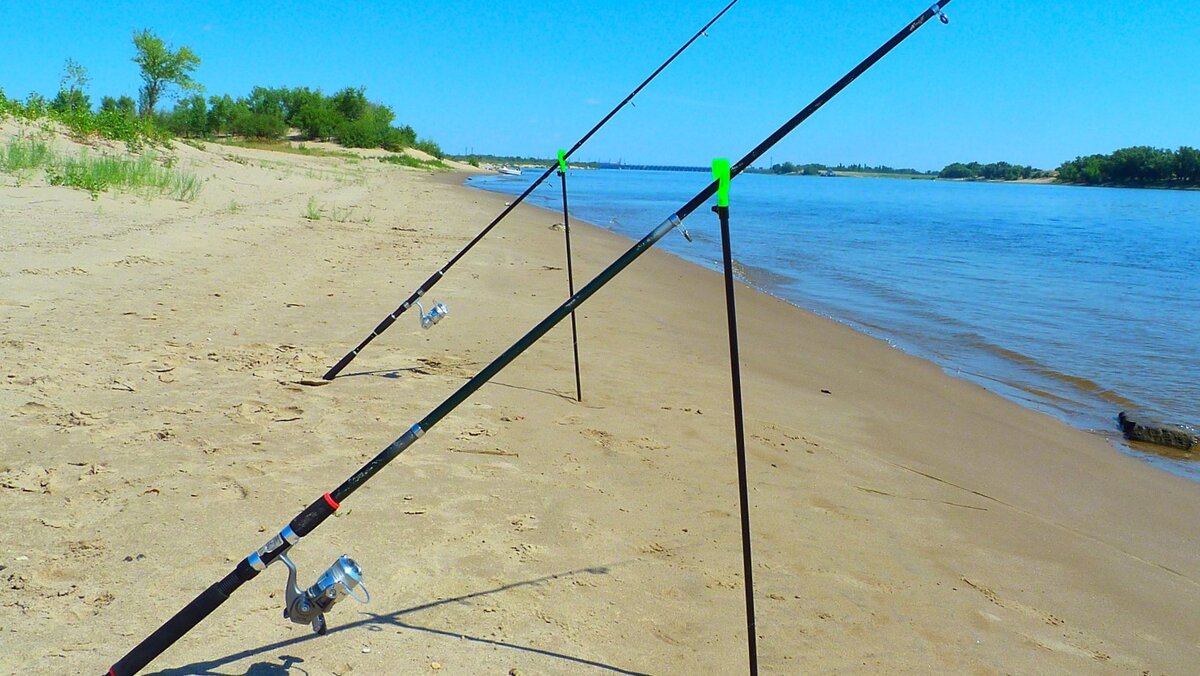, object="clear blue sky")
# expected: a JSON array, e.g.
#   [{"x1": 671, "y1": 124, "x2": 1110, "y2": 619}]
[{"x1": 2, "y1": 1, "x2": 1196, "y2": 171}]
